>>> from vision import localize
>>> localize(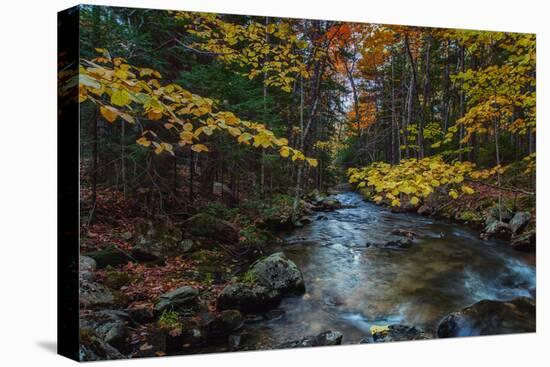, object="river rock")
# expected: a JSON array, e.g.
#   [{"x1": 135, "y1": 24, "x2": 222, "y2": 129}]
[
  {"x1": 80, "y1": 334, "x2": 126, "y2": 361},
  {"x1": 480, "y1": 220, "x2": 512, "y2": 241},
  {"x1": 131, "y1": 219, "x2": 192, "y2": 261},
  {"x1": 509, "y1": 212, "x2": 532, "y2": 234},
  {"x1": 154, "y1": 286, "x2": 199, "y2": 313},
  {"x1": 204, "y1": 310, "x2": 244, "y2": 339},
  {"x1": 80, "y1": 310, "x2": 129, "y2": 355},
  {"x1": 183, "y1": 213, "x2": 239, "y2": 244},
  {"x1": 437, "y1": 297, "x2": 536, "y2": 338},
  {"x1": 80, "y1": 277, "x2": 116, "y2": 309},
  {"x1": 371, "y1": 325, "x2": 430, "y2": 343},
  {"x1": 281, "y1": 330, "x2": 343, "y2": 348},
  {"x1": 510, "y1": 229, "x2": 536, "y2": 252},
  {"x1": 366, "y1": 235, "x2": 413, "y2": 249},
  {"x1": 217, "y1": 283, "x2": 279, "y2": 313},
  {"x1": 391, "y1": 228, "x2": 417, "y2": 240},
  {"x1": 80, "y1": 255, "x2": 96, "y2": 282},
  {"x1": 315, "y1": 197, "x2": 342, "y2": 211},
  {"x1": 85, "y1": 245, "x2": 133, "y2": 269},
  {"x1": 249, "y1": 252, "x2": 305, "y2": 294}
]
